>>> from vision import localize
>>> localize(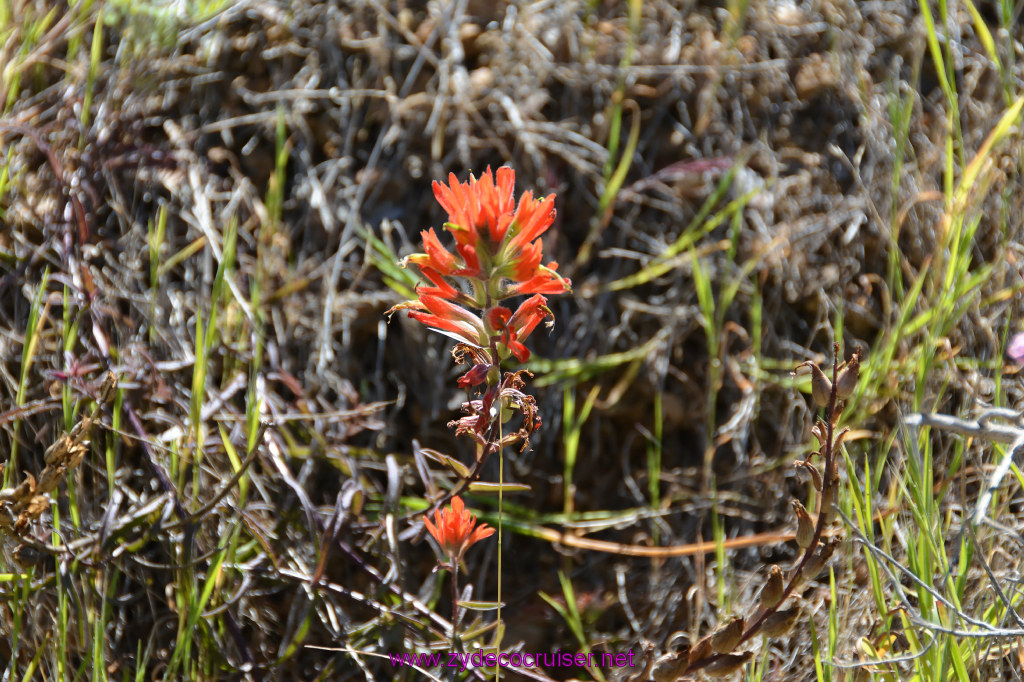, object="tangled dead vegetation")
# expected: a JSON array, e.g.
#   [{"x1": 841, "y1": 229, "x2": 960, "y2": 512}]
[{"x1": 2, "y1": 0, "x2": 1024, "y2": 679}]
